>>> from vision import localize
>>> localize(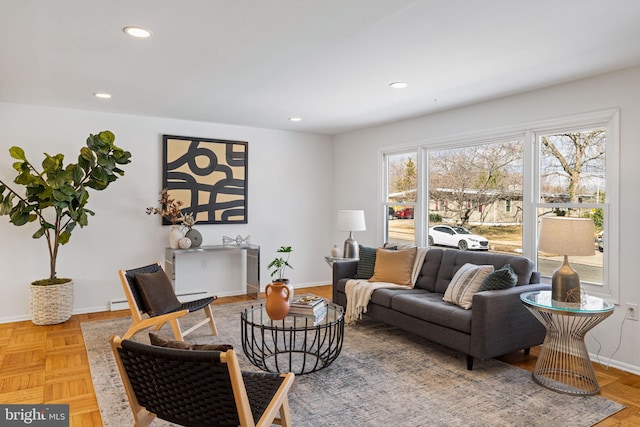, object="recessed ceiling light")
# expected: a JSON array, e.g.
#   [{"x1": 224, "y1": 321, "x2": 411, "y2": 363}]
[
  {"x1": 289, "y1": 117, "x2": 302, "y2": 122},
  {"x1": 389, "y1": 82, "x2": 408, "y2": 89},
  {"x1": 123, "y1": 26, "x2": 152, "y2": 38},
  {"x1": 93, "y1": 93, "x2": 112, "y2": 99}
]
